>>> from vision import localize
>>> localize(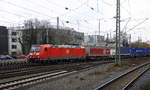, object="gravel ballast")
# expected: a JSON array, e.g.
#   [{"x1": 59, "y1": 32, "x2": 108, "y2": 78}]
[
  {"x1": 16, "y1": 59, "x2": 150, "y2": 90},
  {"x1": 128, "y1": 69, "x2": 150, "y2": 90}
]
